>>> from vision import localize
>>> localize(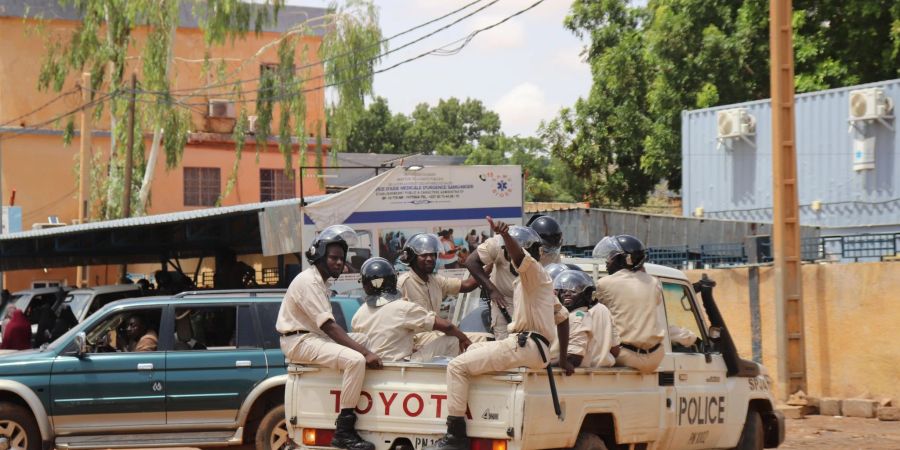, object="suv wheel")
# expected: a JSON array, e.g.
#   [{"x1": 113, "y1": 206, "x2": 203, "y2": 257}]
[
  {"x1": 571, "y1": 432, "x2": 609, "y2": 450},
  {"x1": 732, "y1": 409, "x2": 764, "y2": 450},
  {"x1": 254, "y1": 404, "x2": 289, "y2": 450},
  {"x1": 0, "y1": 402, "x2": 40, "y2": 450}
]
